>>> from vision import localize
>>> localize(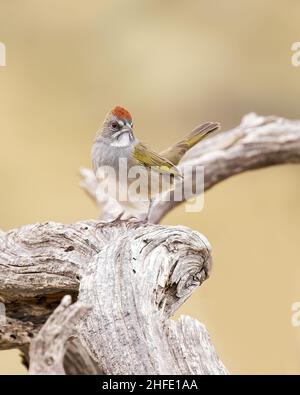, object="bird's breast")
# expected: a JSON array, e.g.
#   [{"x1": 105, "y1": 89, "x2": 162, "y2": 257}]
[{"x1": 92, "y1": 138, "x2": 136, "y2": 172}]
